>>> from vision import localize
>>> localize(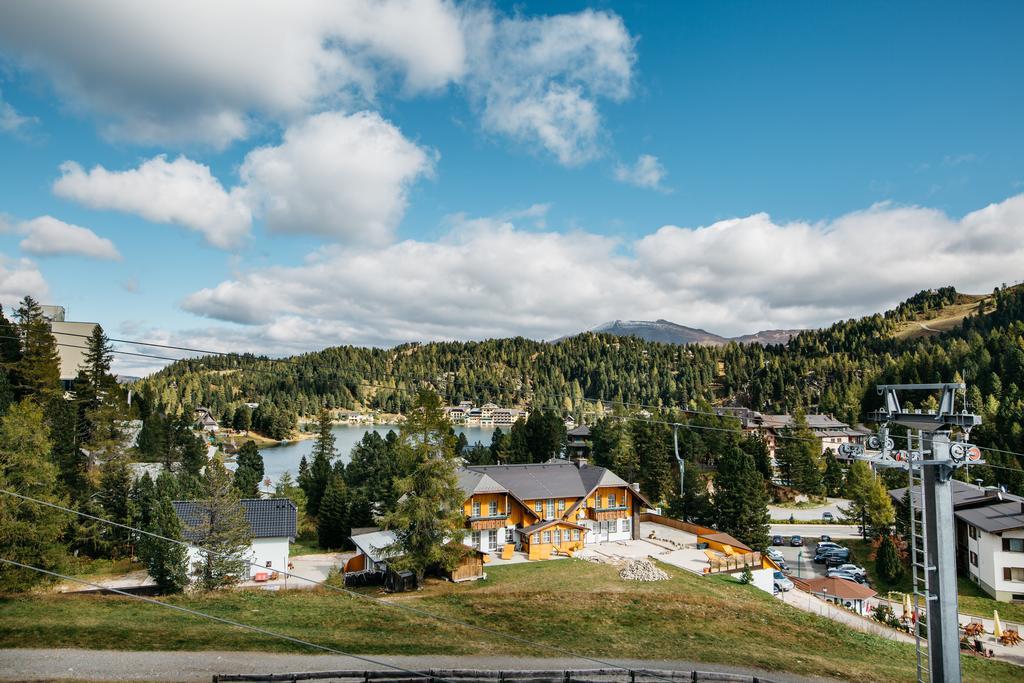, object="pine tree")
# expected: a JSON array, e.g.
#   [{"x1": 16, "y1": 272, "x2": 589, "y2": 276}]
[
  {"x1": 13, "y1": 296, "x2": 61, "y2": 403},
  {"x1": 140, "y1": 494, "x2": 189, "y2": 594},
  {"x1": 865, "y1": 474, "x2": 896, "y2": 536},
  {"x1": 876, "y1": 534, "x2": 904, "y2": 583},
  {"x1": 712, "y1": 448, "x2": 771, "y2": 551},
  {"x1": 822, "y1": 449, "x2": 844, "y2": 496},
  {"x1": 669, "y1": 465, "x2": 712, "y2": 525},
  {"x1": 233, "y1": 440, "x2": 264, "y2": 497},
  {"x1": 381, "y1": 390, "x2": 468, "y2": 580},
  {"x1": 98, "y1": 453, "x2": 134, "y2": 558},
  {"x1": 232, "y1": 405, "x2": 252, "y2": 433},
  {"x1": 186, "y1": 459, "x2": 253, "y2": 590},
  {"x1": 317, "y1": 476, "x2": 349, "y2": 549},
  {"x1": 841, "y1": 460, "x2": 874, "y2": 531},
  {"x1": 0, "y1": 400, "x2": 69, "y2": 591},
  {"x1": 75, "y1": 325, "x2": 116, "y2": 415},
  {"x1": 778, "y1": 411, "x2": 823, "y2": 495},
  {"x1": 304, "y1": 409, "x2": 335, "y2": 516}
]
